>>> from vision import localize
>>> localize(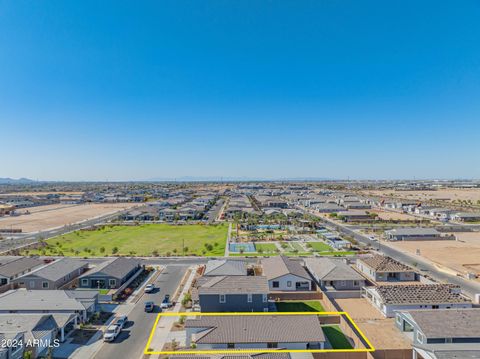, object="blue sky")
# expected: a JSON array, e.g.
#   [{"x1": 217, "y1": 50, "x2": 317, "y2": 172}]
[{"x1": 1, "y1": 1, "x2": 480, "y2": 181}]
